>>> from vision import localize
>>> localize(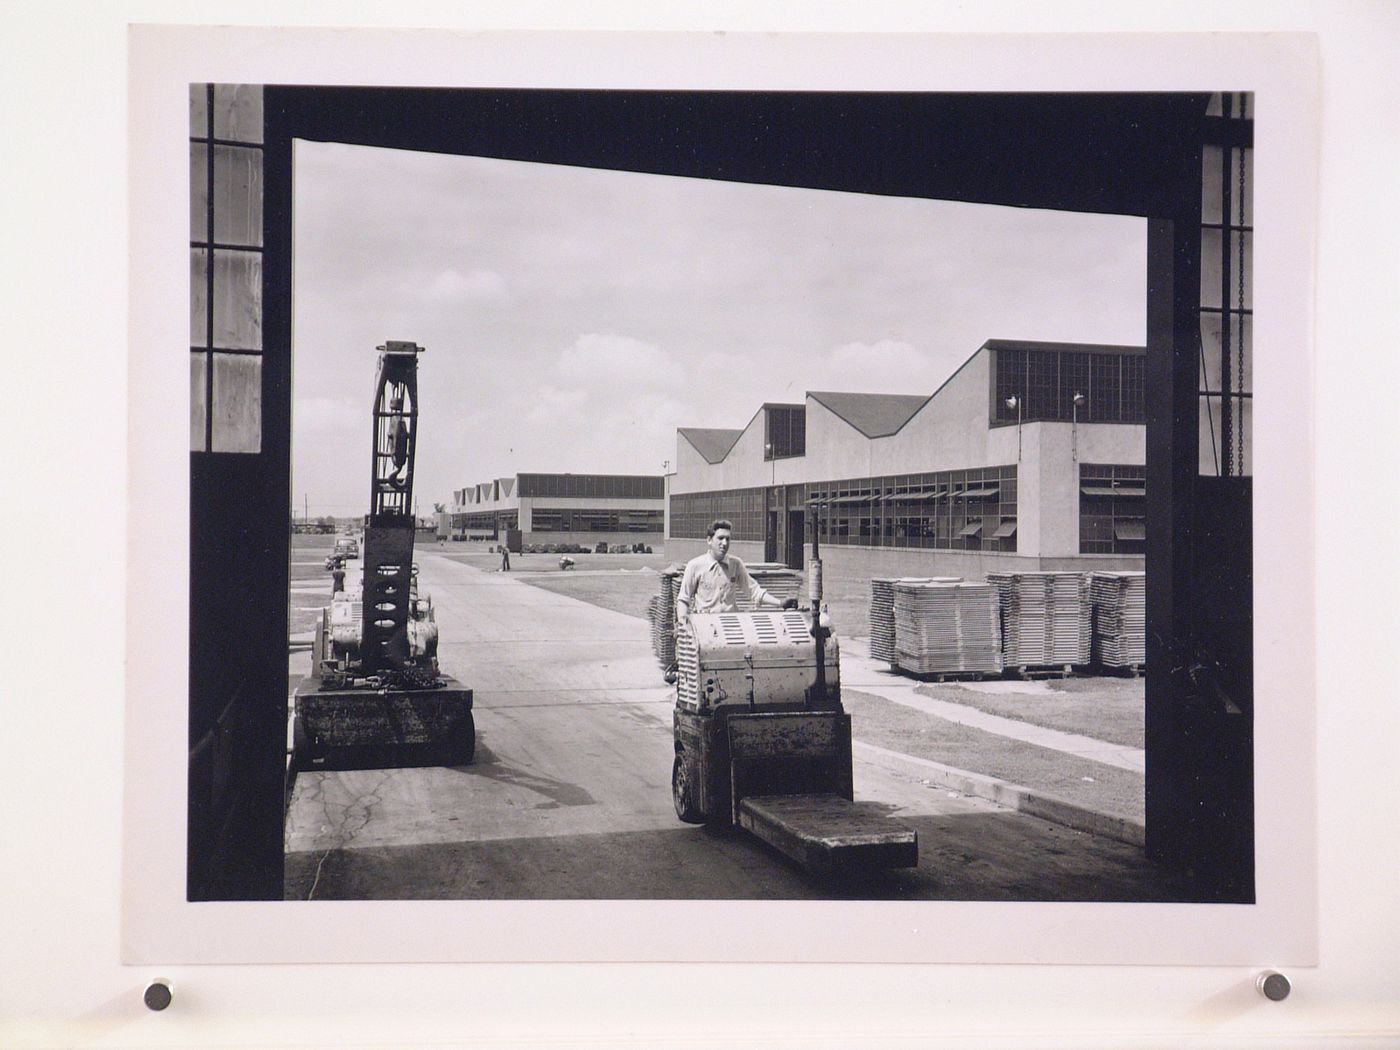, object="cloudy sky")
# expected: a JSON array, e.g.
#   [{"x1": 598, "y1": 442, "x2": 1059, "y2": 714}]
[{"x1": 292, "y1": 142, "x2": 1146, "y2": 518}]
